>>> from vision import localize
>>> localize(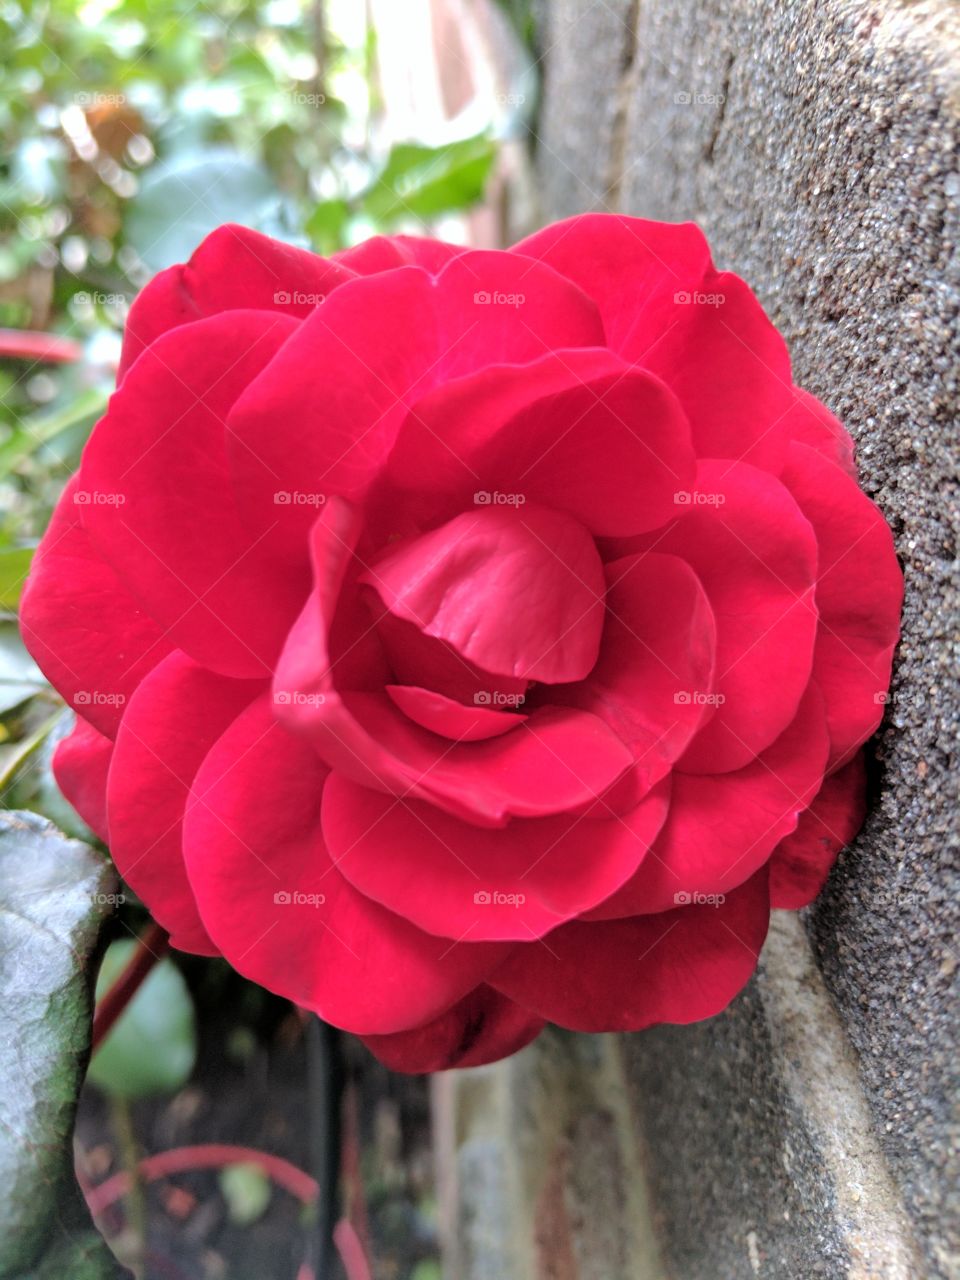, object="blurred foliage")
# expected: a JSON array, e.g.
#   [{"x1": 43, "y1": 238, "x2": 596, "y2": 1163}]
[{"x1": 88, "y1": 938, "x2": 197, "y2": 1100}]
